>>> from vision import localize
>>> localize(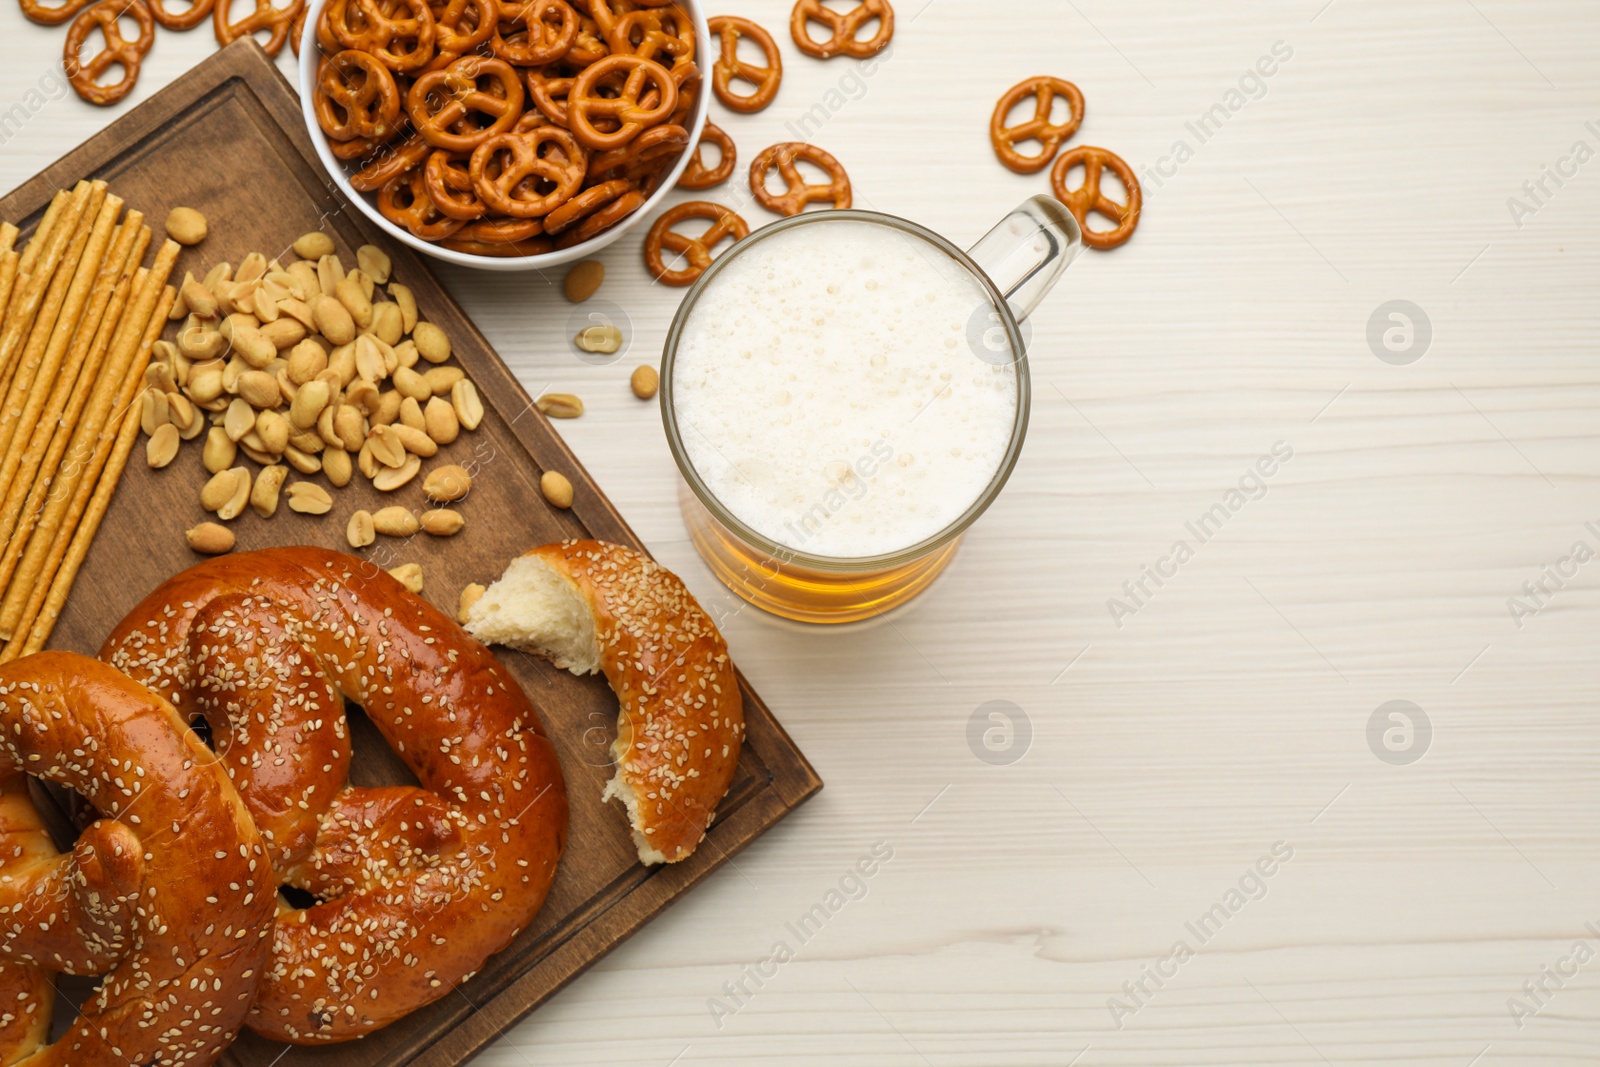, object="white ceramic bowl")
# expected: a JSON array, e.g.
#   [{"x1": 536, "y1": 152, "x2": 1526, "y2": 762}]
[{"x1": 297, "y1": 1, "x2": 710, "y2": 272}]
